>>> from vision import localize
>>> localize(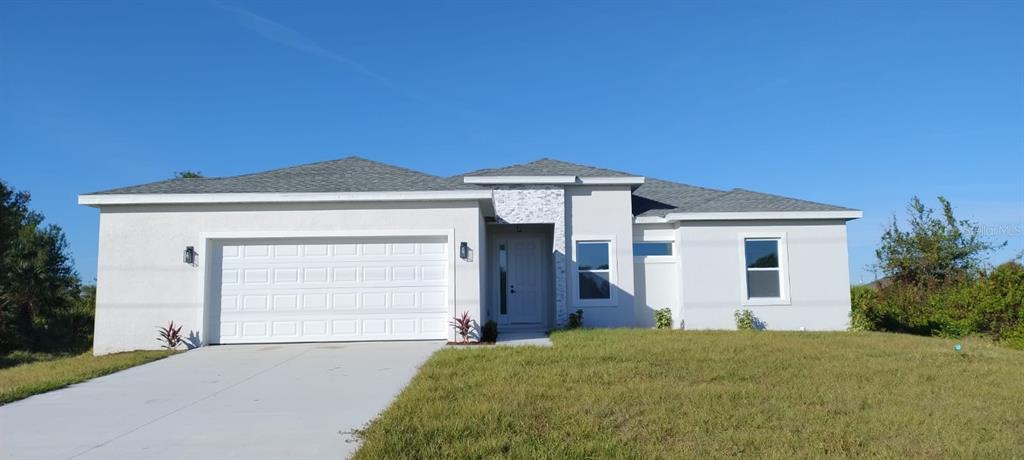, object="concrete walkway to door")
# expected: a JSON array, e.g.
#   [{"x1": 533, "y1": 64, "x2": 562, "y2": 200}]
[{"x1": 0, "y1": 341, "x2": 444, "y2": 460}]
